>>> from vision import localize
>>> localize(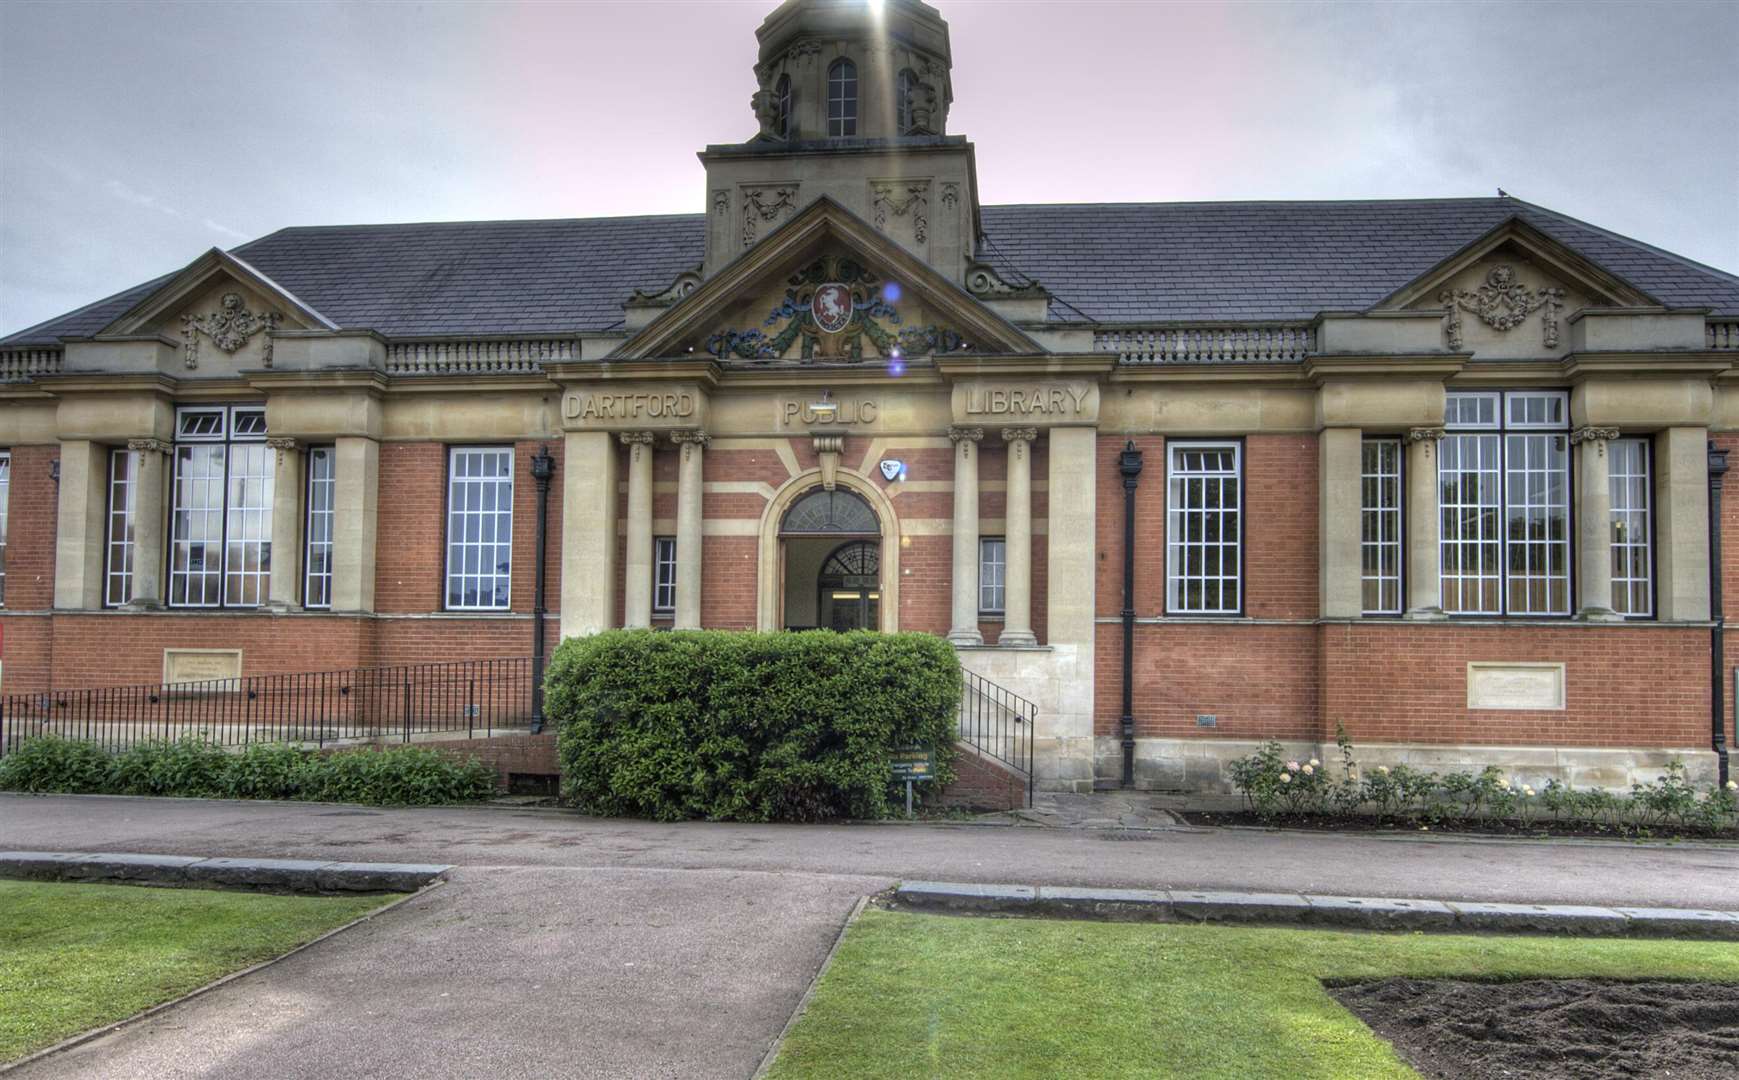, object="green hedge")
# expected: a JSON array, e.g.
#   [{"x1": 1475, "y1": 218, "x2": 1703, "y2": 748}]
[
  {"x1": 548, "y1": 629, "x2": 962, "y2": 821},
  {"x1": 0, "y1": 736, "x2": 499, "y2": 806}
]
